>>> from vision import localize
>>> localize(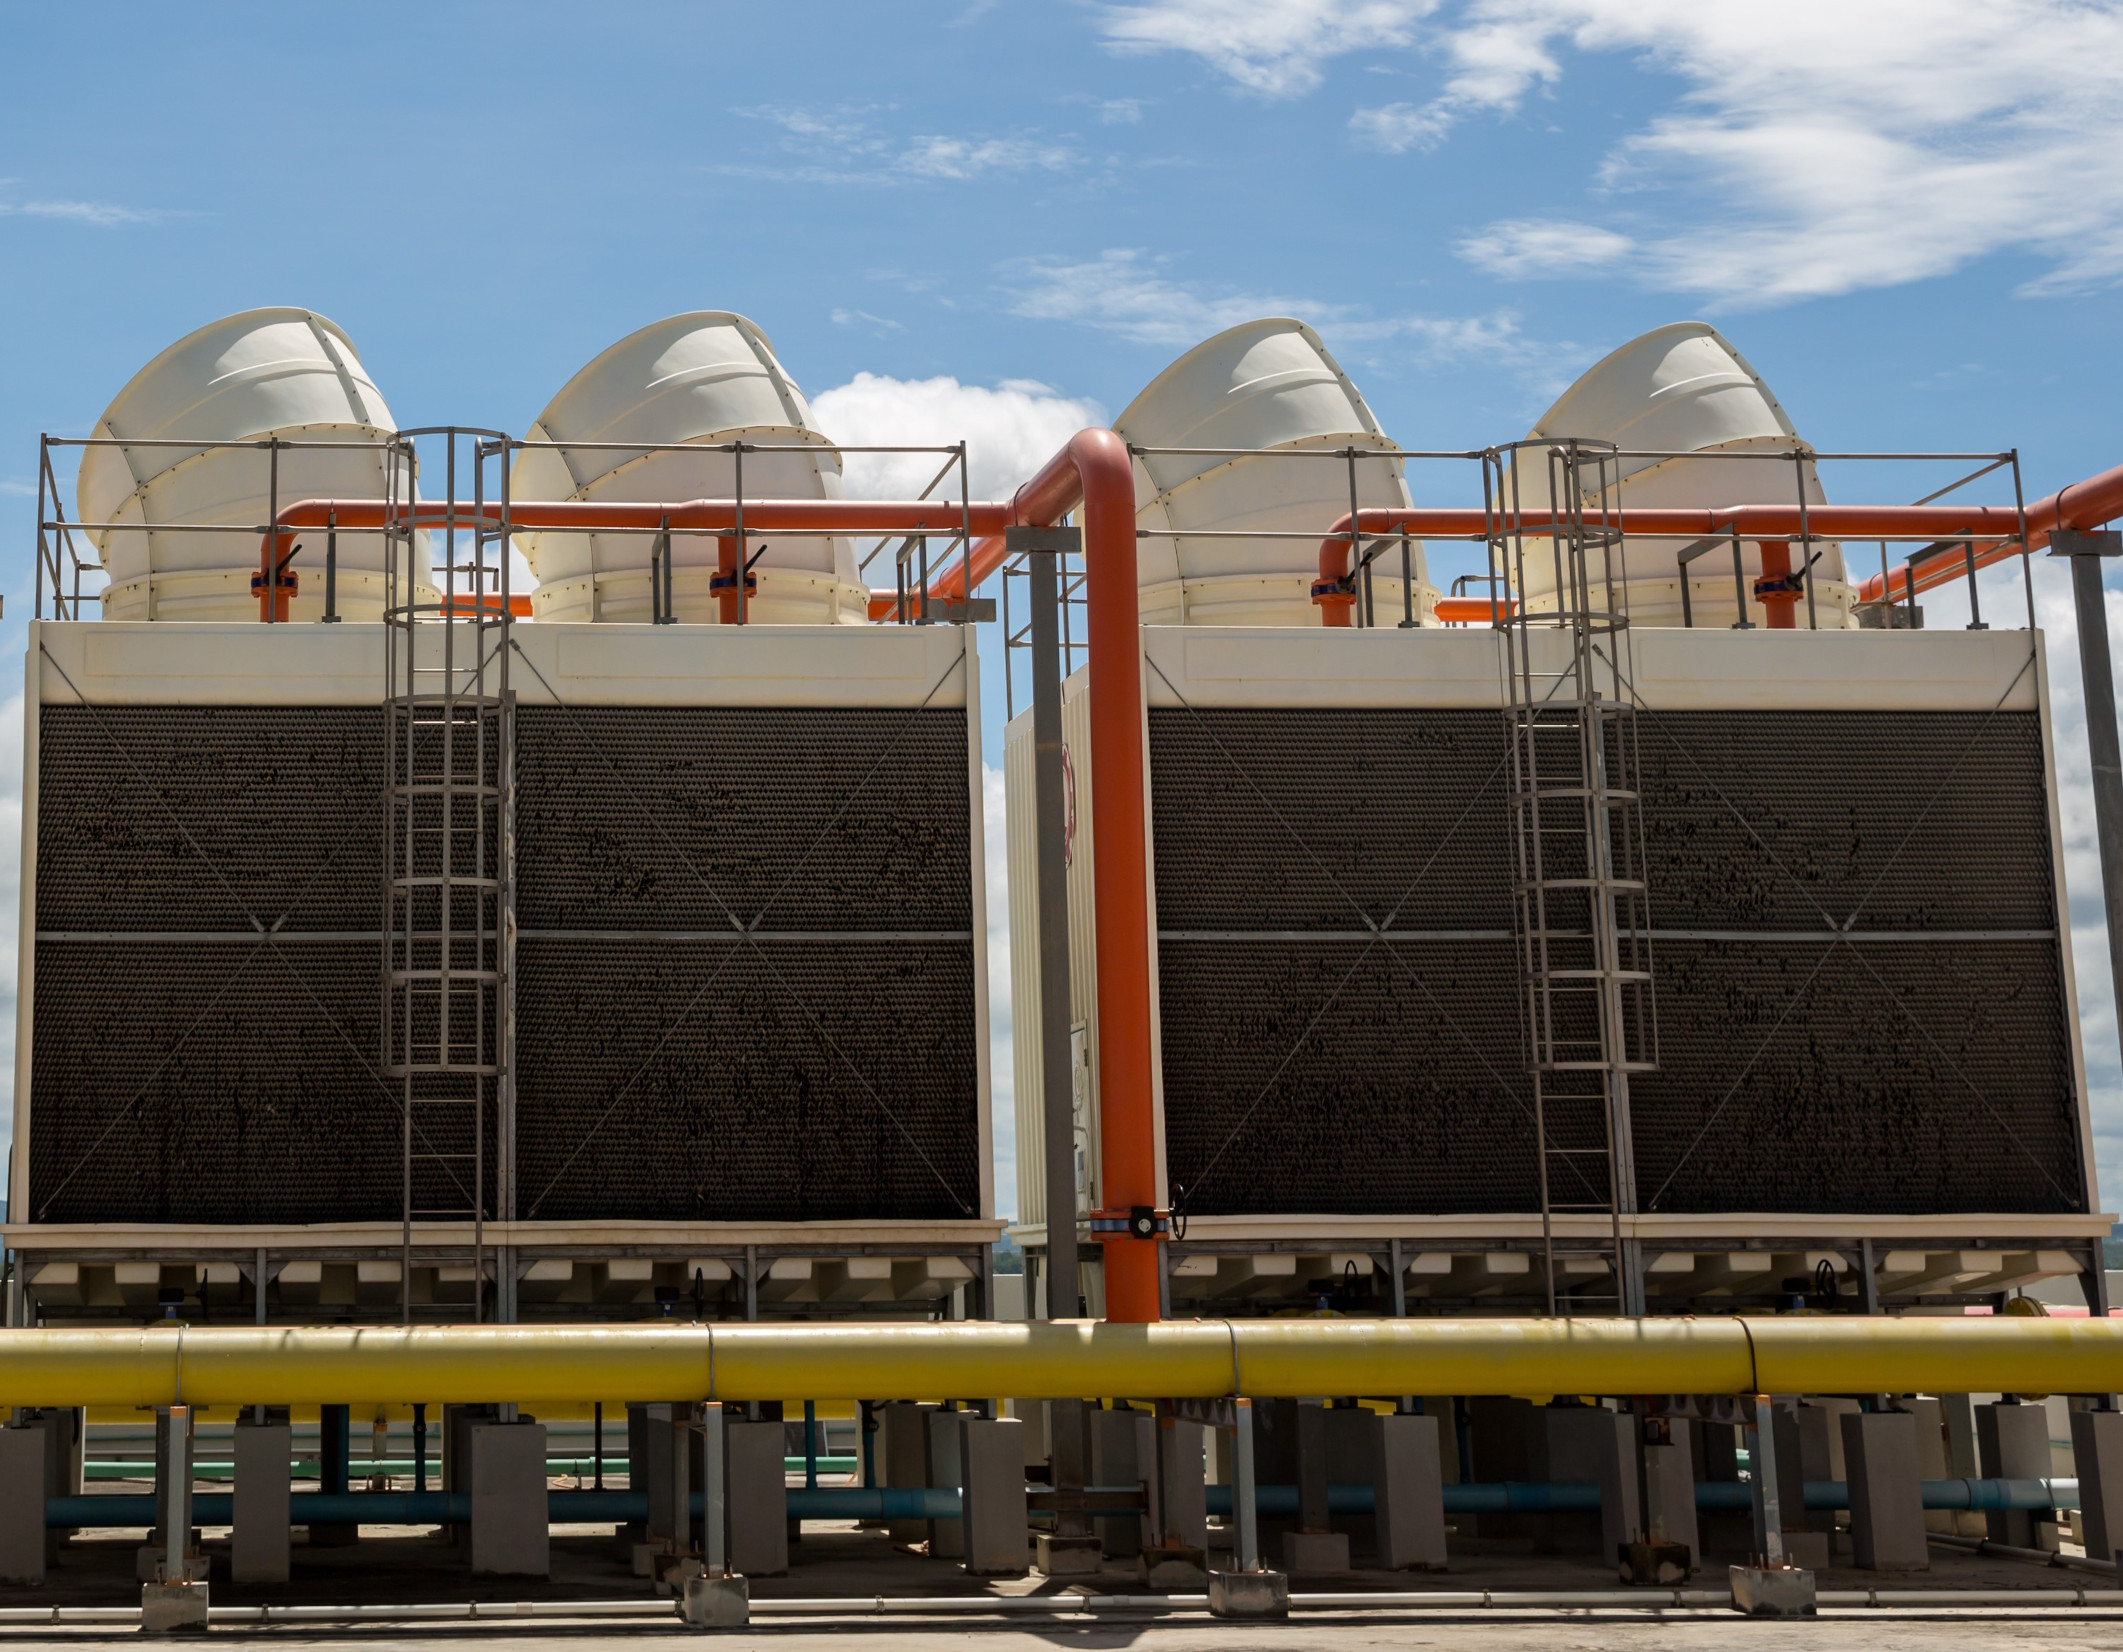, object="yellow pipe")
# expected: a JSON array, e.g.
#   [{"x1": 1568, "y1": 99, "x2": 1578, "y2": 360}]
[{"x1": 0, "y1": 1318, "x2": 2115, "y2": 1409}]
